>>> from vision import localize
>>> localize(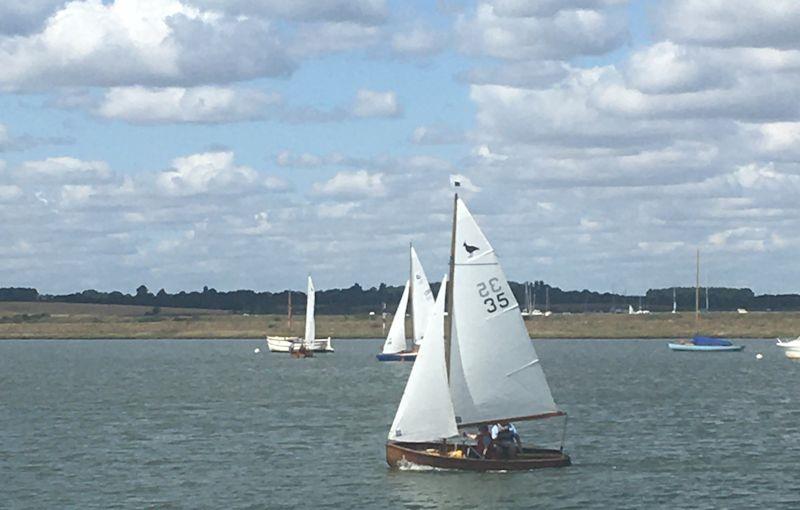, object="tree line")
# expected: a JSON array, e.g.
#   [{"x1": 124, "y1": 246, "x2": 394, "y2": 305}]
[{"x1": 2, "y1": 282, "x2": 800, "y2": 314}]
